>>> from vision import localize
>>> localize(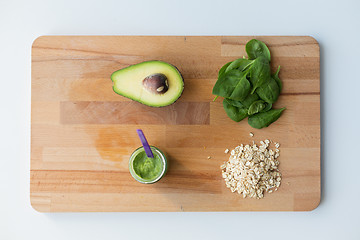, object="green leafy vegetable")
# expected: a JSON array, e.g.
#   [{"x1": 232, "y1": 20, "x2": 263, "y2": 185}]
[
  {"x1": 241, "y1": 92, "x2": 259, "y2": 108},
  {"x1": 225, "y1": 58, "x2": 254, "y2": 74},
  {"x1": 256, "y1": 77, "x2": 280, "y2": 104},
  {"x1": 245, "y1": 39, "x2": 271, "y2": 62},
  {"x1": 212, "y1": 70, "x2": 251, "y2": 101},
  {"x1": 212, "y1": 39, "x2": 286, "y2": 129},
  {"x1": 273, "y1": 65, "x2": 282, "y2": 91},
  {"x1": 224, "y1": 98, "x2": 244, "y2": 108},
  {"x1": 261, "y1": 103, "x2": 272, "y2": 112},
  {"x1": 223, "y1": 99, "x2": 248, "y2": 122},
  {"x1": 248, "y1": 100, "x2": 266, "y2": 115},
  {"x1": 248, "y1": 108, "x2": 286, "y2": 129},
  {"x1": 228, "y1": 74, "x2": 251, "y2": 101},
  {"x1": 249, "y1": 56, "x2": 271, "y2": 94},
  {"x1": 218, "y1": 61, "x2": 232, "y2": 78}
]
